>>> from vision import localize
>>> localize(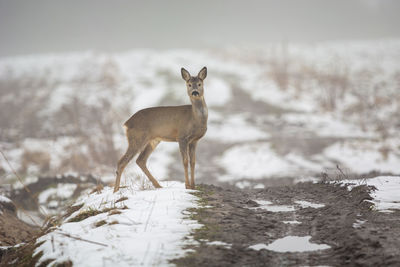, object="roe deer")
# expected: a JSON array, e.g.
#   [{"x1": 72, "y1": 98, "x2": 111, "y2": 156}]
[{"x1": 113, "y1": 67, "x2": 208, "y2": 192}]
